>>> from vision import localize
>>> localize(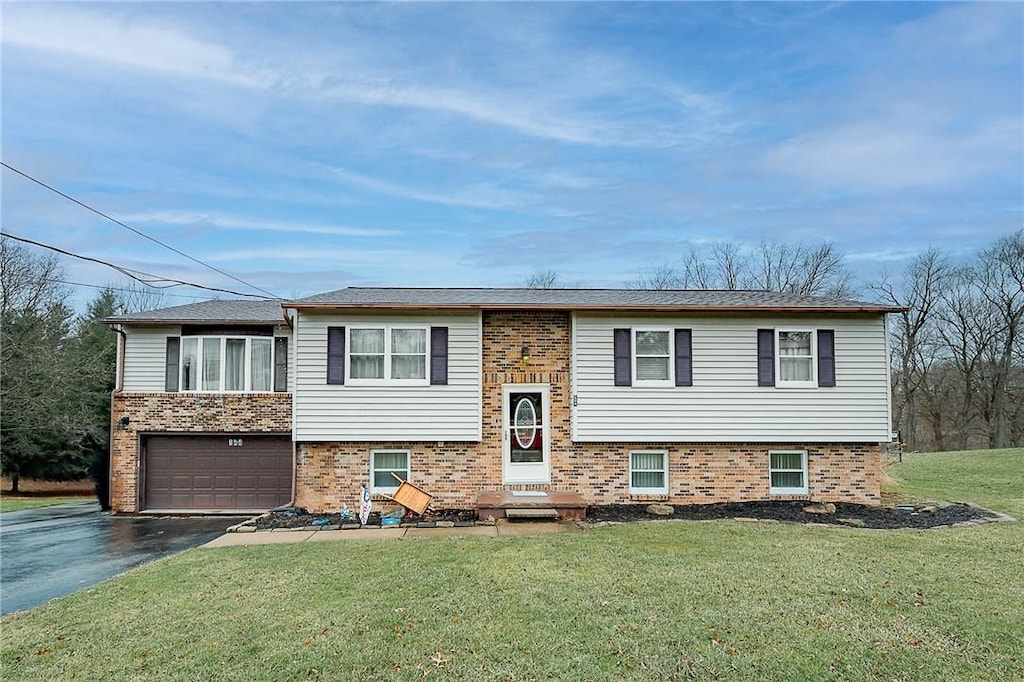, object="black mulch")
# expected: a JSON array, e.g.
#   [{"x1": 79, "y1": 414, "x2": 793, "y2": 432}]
[
  {"x1": 250, "y1": 501, "x2": 1001, "y2": 531},
  {"x1": 253, "y1": 507, "x2": 476, "y2": 530},
  {"x1": 586, "y1": 501, "x2": 1000, "y2": 529}
]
